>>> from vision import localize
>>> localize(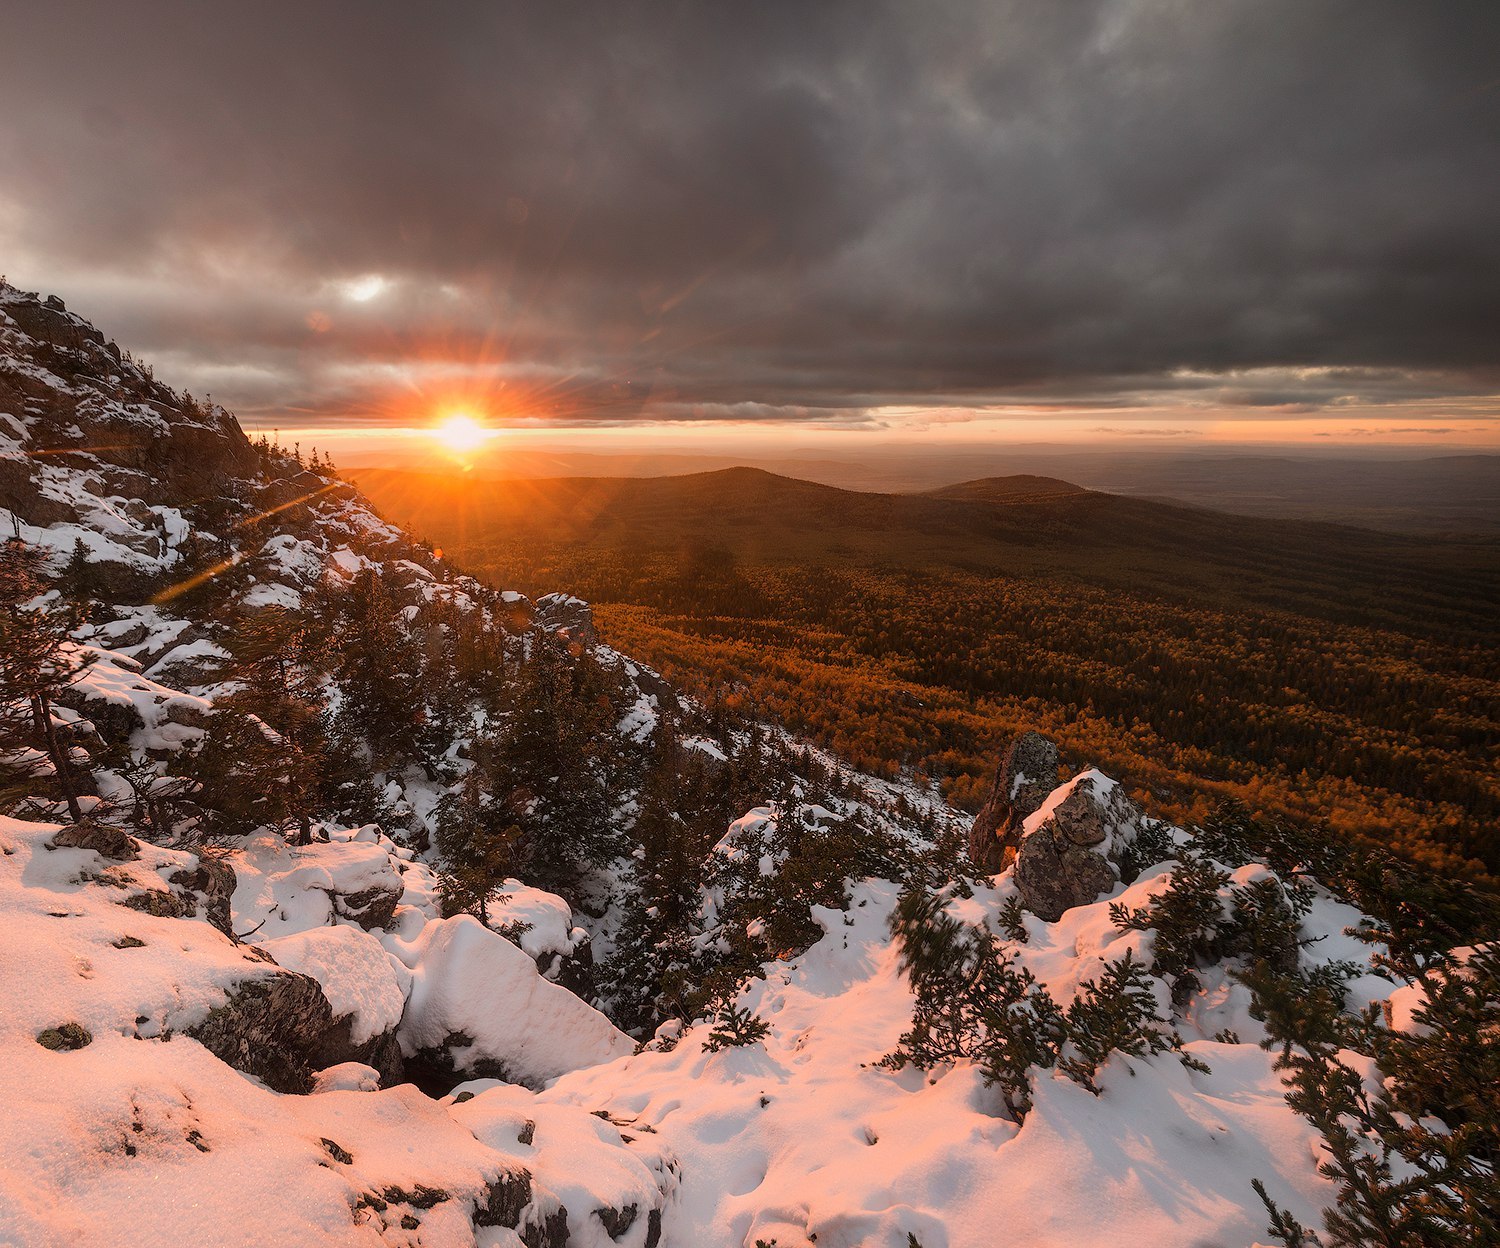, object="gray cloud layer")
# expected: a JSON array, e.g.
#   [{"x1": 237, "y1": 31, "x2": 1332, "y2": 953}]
[{"x1": 2, "y1": 1, "x2": 1497, "y2": 426}]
